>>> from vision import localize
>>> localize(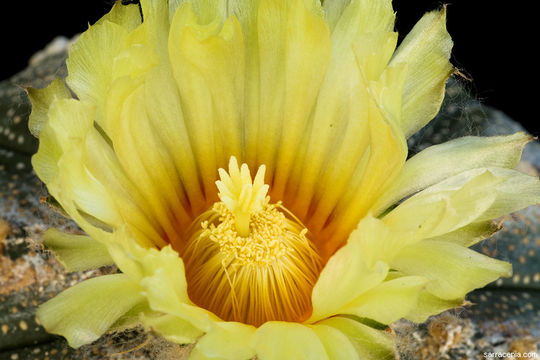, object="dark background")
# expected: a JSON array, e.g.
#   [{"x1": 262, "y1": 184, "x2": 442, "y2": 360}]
[{"x1": 1, "y1": 1, "x2": 536, "y2": 135}]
